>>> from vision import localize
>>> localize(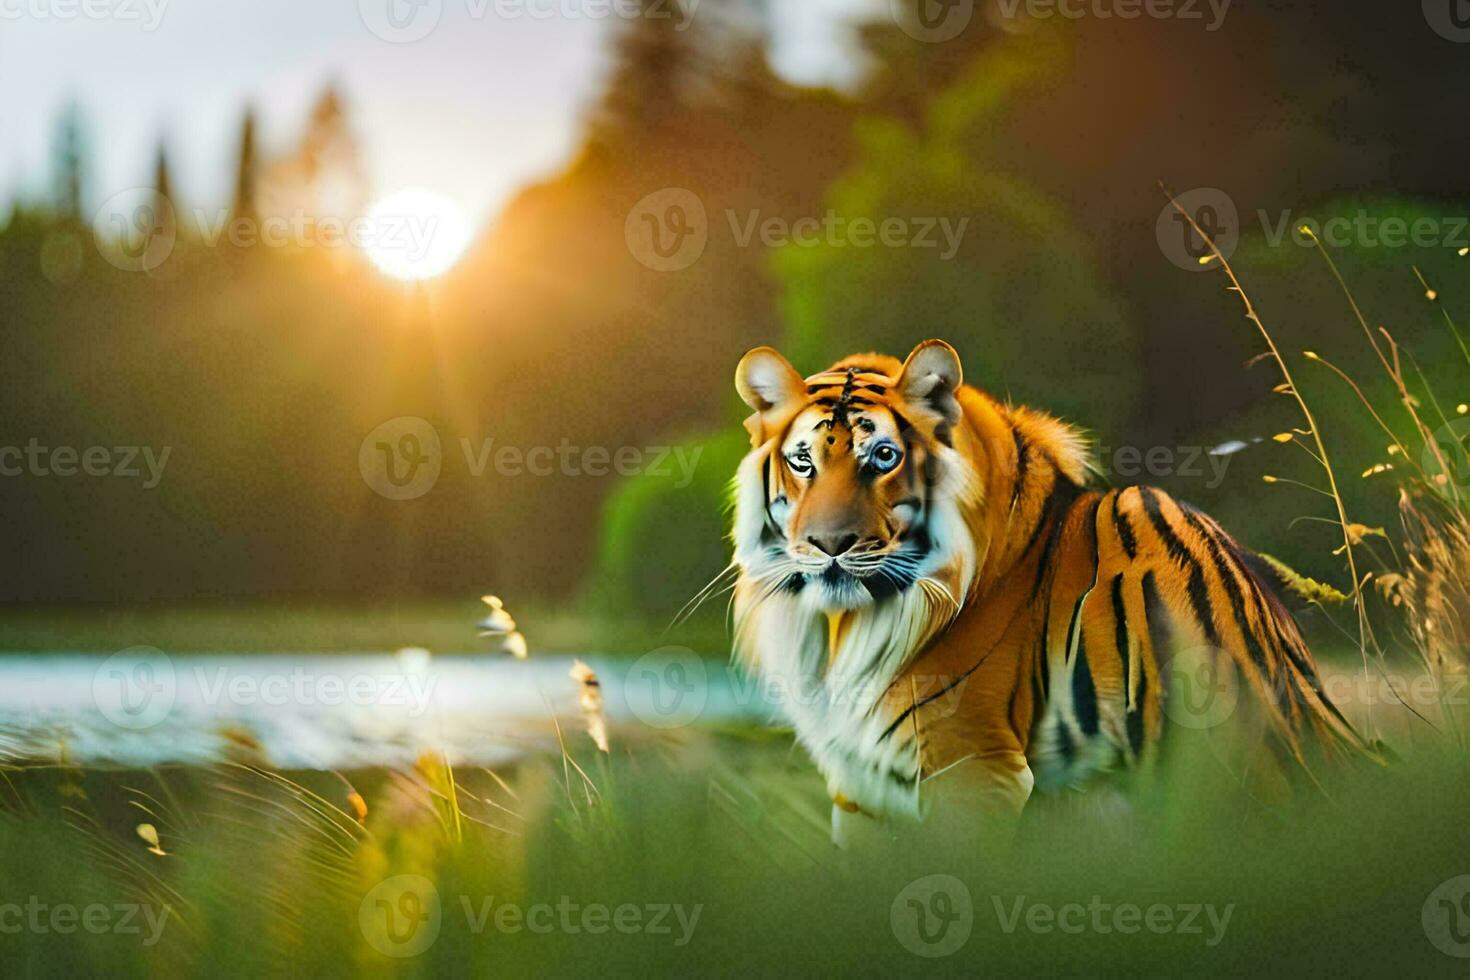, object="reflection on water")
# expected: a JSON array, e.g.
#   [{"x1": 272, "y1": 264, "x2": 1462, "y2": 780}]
[{"x1": 0, "y1": 652, "x2": 760, "y2": 770}]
